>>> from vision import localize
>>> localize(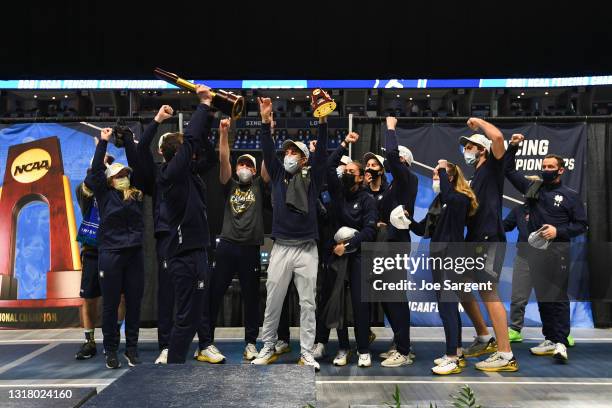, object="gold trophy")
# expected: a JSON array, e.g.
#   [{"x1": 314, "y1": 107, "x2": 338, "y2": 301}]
[
  {"x1": 154, "y1": 67, "x2": 245, "y2": 119},
  {"x1": 311, "y1": 88, "x2": 337, "y2": 117}
]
